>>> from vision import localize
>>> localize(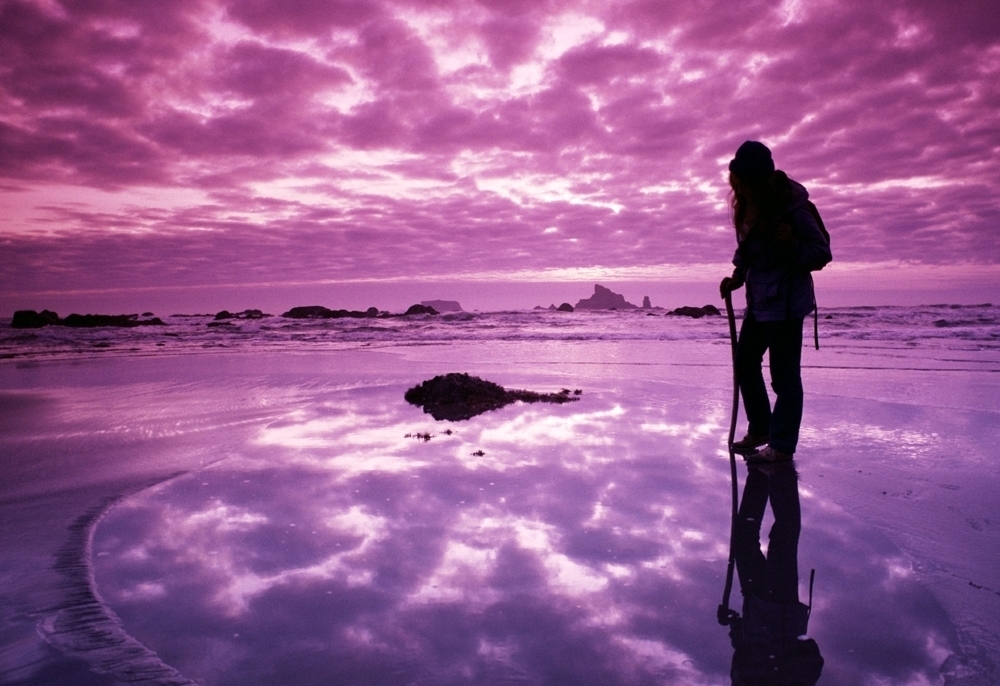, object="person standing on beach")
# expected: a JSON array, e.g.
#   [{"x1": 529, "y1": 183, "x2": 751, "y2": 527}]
[{"x1": 720, "y1": 141, "x2": 832, "y2": 462}]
